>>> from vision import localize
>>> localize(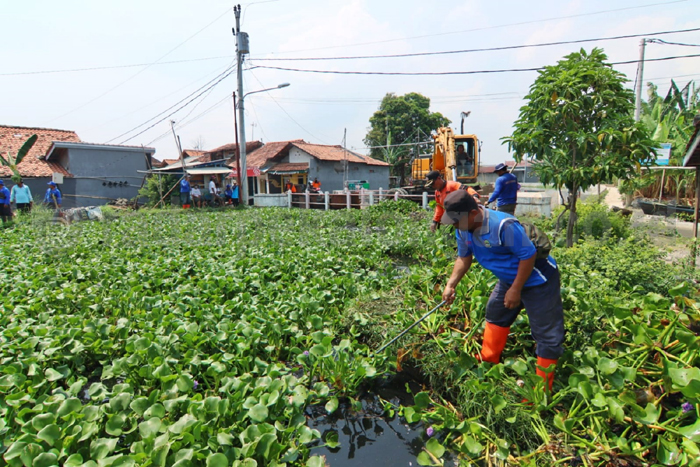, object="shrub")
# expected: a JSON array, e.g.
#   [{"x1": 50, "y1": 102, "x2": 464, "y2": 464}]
[{"x1": 546, "y1": 196, "x2": 630, "y2": 240}]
